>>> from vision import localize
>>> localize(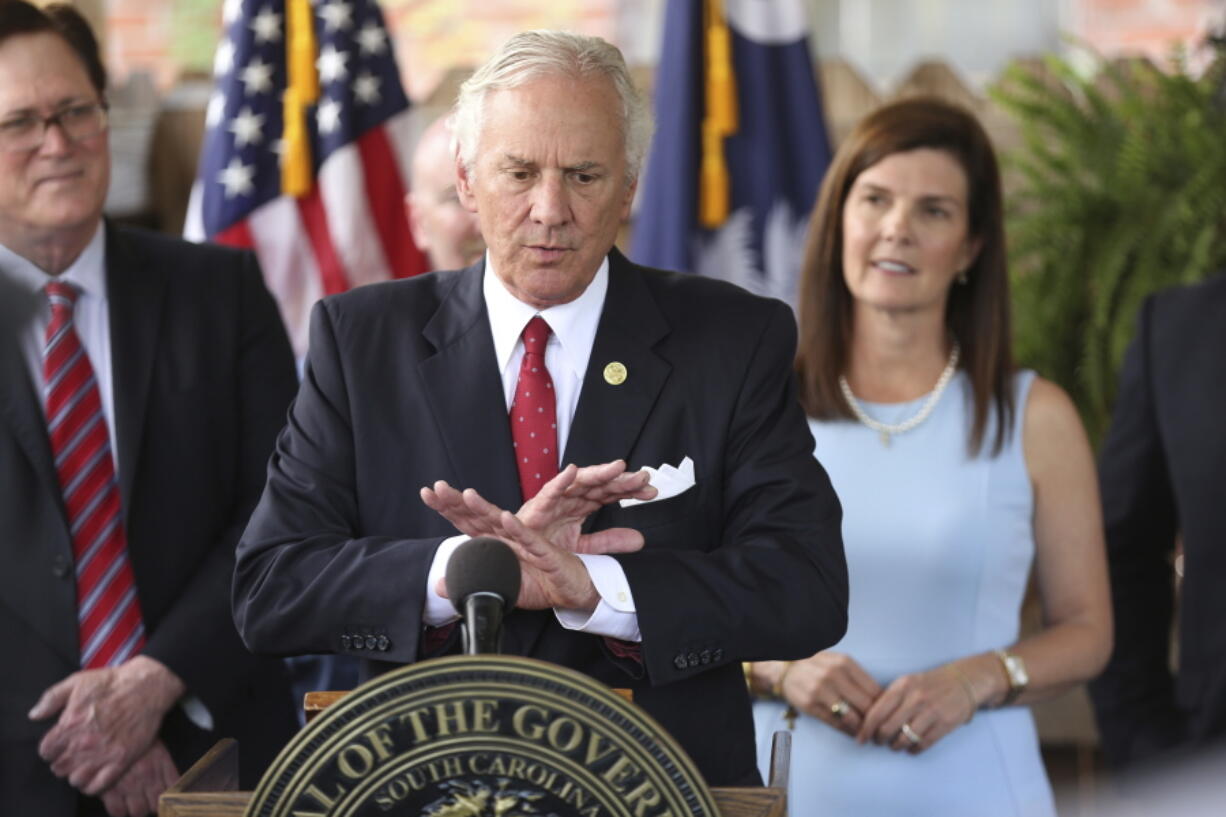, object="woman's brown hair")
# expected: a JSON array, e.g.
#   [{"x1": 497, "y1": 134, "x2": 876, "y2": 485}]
[{"x1": 795, "y1": 96, "x2": 1014, "y2": 456}]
